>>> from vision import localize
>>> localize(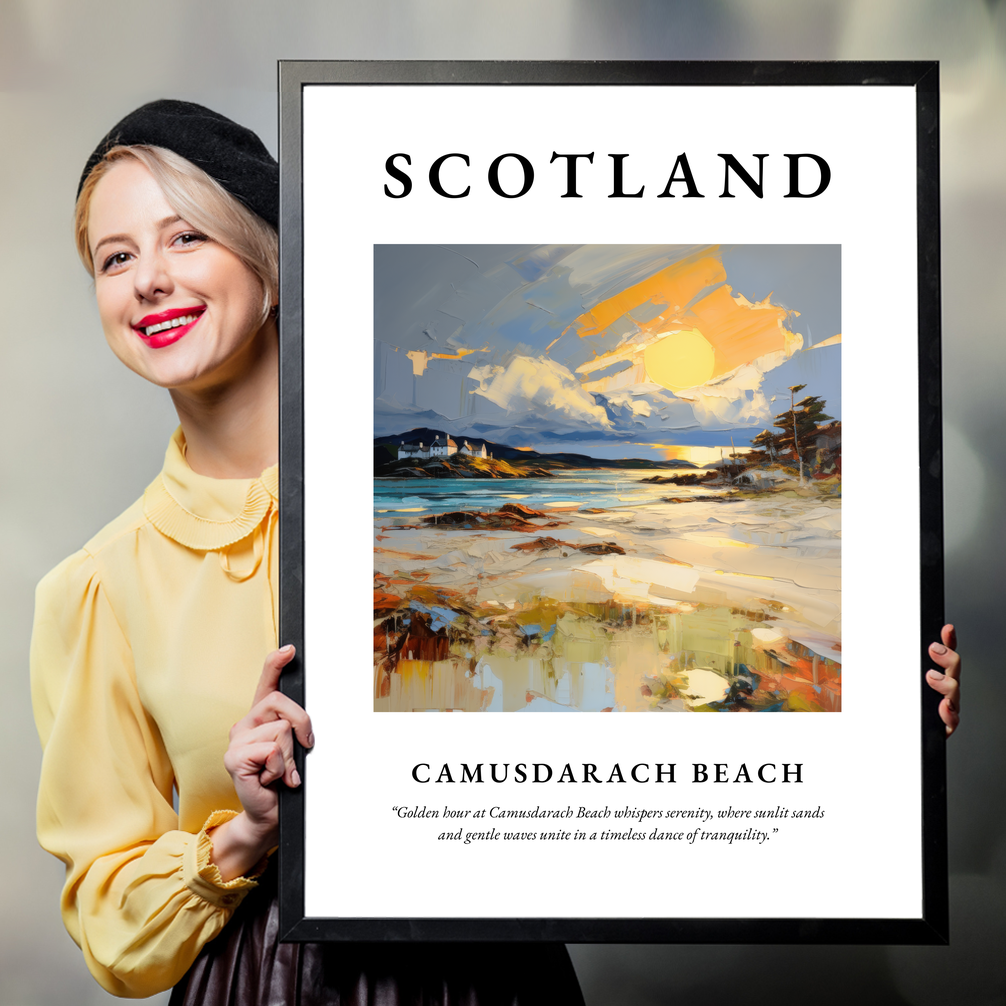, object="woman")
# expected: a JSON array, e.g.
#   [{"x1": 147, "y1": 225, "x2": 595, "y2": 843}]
[{"x1": 31, "y1": 100, "x2": 585, "y2": 1003}]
